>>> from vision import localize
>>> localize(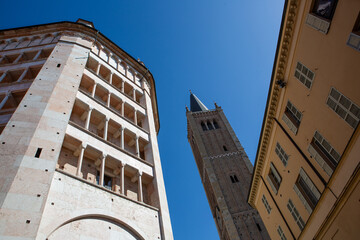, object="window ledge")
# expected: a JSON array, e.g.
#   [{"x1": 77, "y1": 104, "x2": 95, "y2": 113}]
[
  {"x1": 347, "y1": 33, "x2": 360, "y2": 51},
  {"x1": 306, "y1": 13, "x2": 331, "y2": 34}
]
